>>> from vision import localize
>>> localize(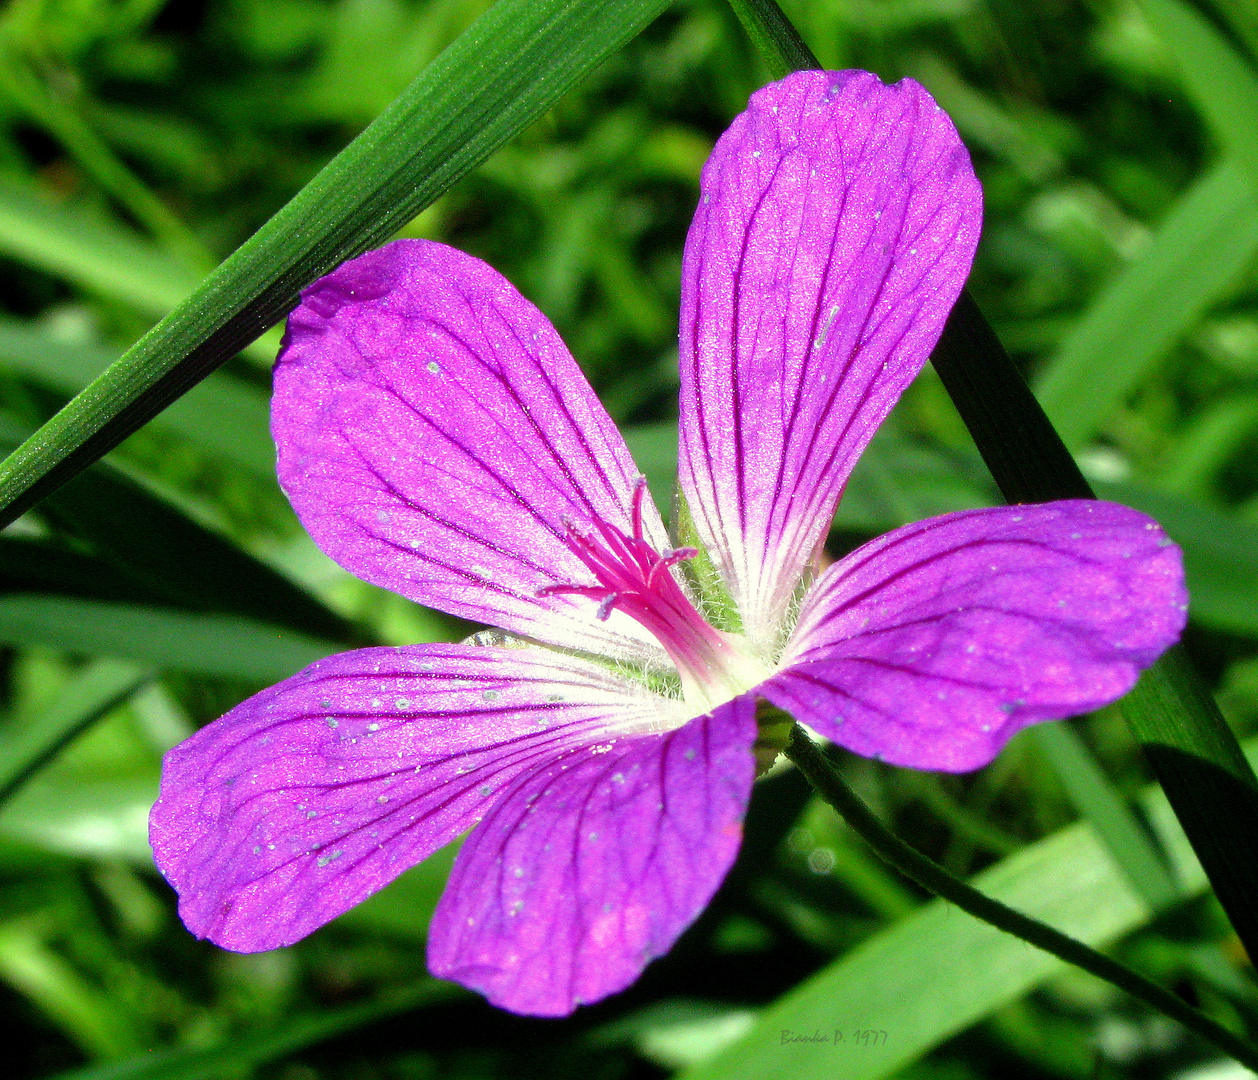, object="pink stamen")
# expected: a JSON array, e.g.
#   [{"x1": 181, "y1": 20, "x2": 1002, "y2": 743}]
[{"x1": 540, "y1": 480, "x2": 738, "y2": 694}]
